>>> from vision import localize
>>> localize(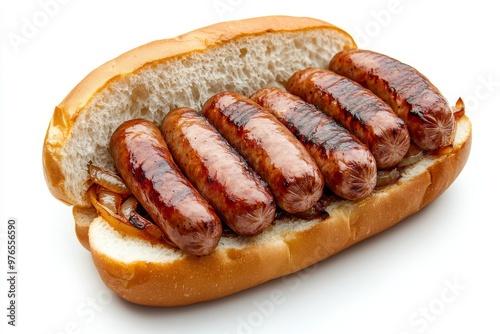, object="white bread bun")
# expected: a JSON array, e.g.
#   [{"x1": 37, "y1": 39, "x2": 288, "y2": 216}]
[{"x1": 42, "y1": 16, "x2": 472, "y2": 306}]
